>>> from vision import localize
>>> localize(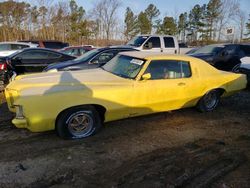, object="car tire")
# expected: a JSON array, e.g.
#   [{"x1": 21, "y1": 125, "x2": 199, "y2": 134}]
[
  {"x1": 196, "y1": 90, "x2": 220, "y2": 112},
  {"x1": 56, "y1": 106, "x2": 102, "y2": 139}
]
